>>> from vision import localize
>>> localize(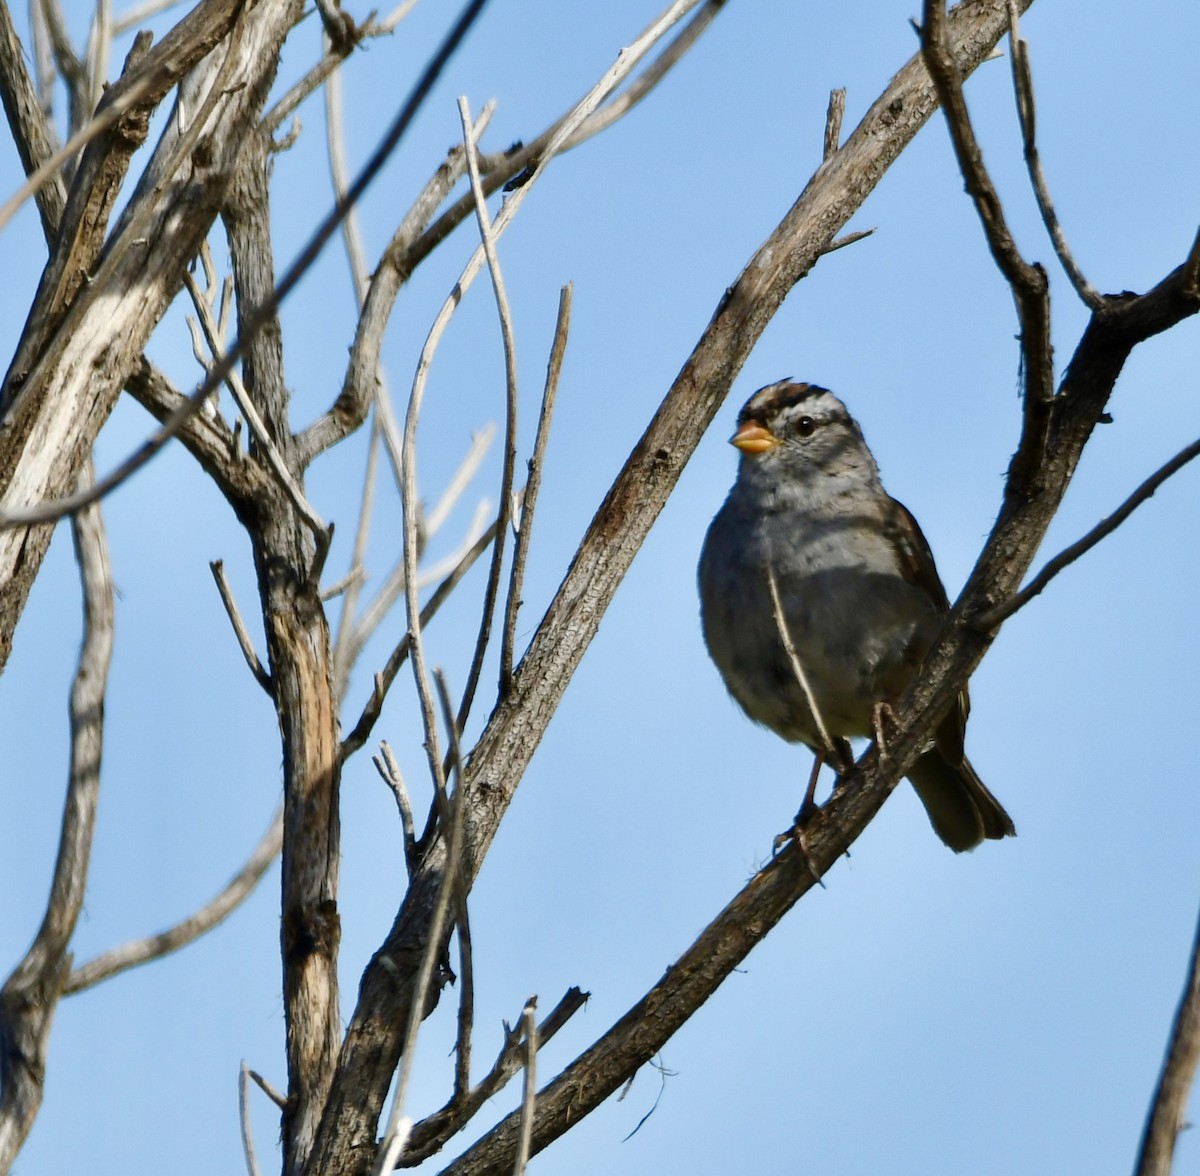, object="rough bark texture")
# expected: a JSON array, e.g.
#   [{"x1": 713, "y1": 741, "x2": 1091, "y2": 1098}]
[
  {"x1": 0, "y1": 0, "x2": 302, "y2": 676},
  {"x1": 0, "y1": 492, "x2": 112, "y2": 1170},
  {"x1": 222, "y1": 130, "x2": 343, "y2": 1175}
]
